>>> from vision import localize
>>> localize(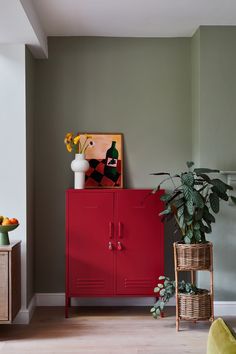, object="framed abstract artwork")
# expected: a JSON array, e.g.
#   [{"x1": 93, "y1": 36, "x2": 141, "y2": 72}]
[{"x1": 82, "y1": 133, "x2": 123, "y2": 188}]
